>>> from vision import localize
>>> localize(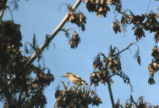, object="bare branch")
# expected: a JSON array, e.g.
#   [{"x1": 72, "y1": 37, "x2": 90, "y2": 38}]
[
  {"x1": 107, "y1": 81, "x2": 115, "y2": 108},
  {"x1": 25, "y1": 0, "x2": 82, "y2": 66},
  {"x1": 115, "y1": 43, "x2": 133, "y2": 56},
  {"x1": 0, "y1": 9, "x2": 5, "y2": 20},
  {"x1": 0, "y1": 0, "x2": 7, "y2": 21}
]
